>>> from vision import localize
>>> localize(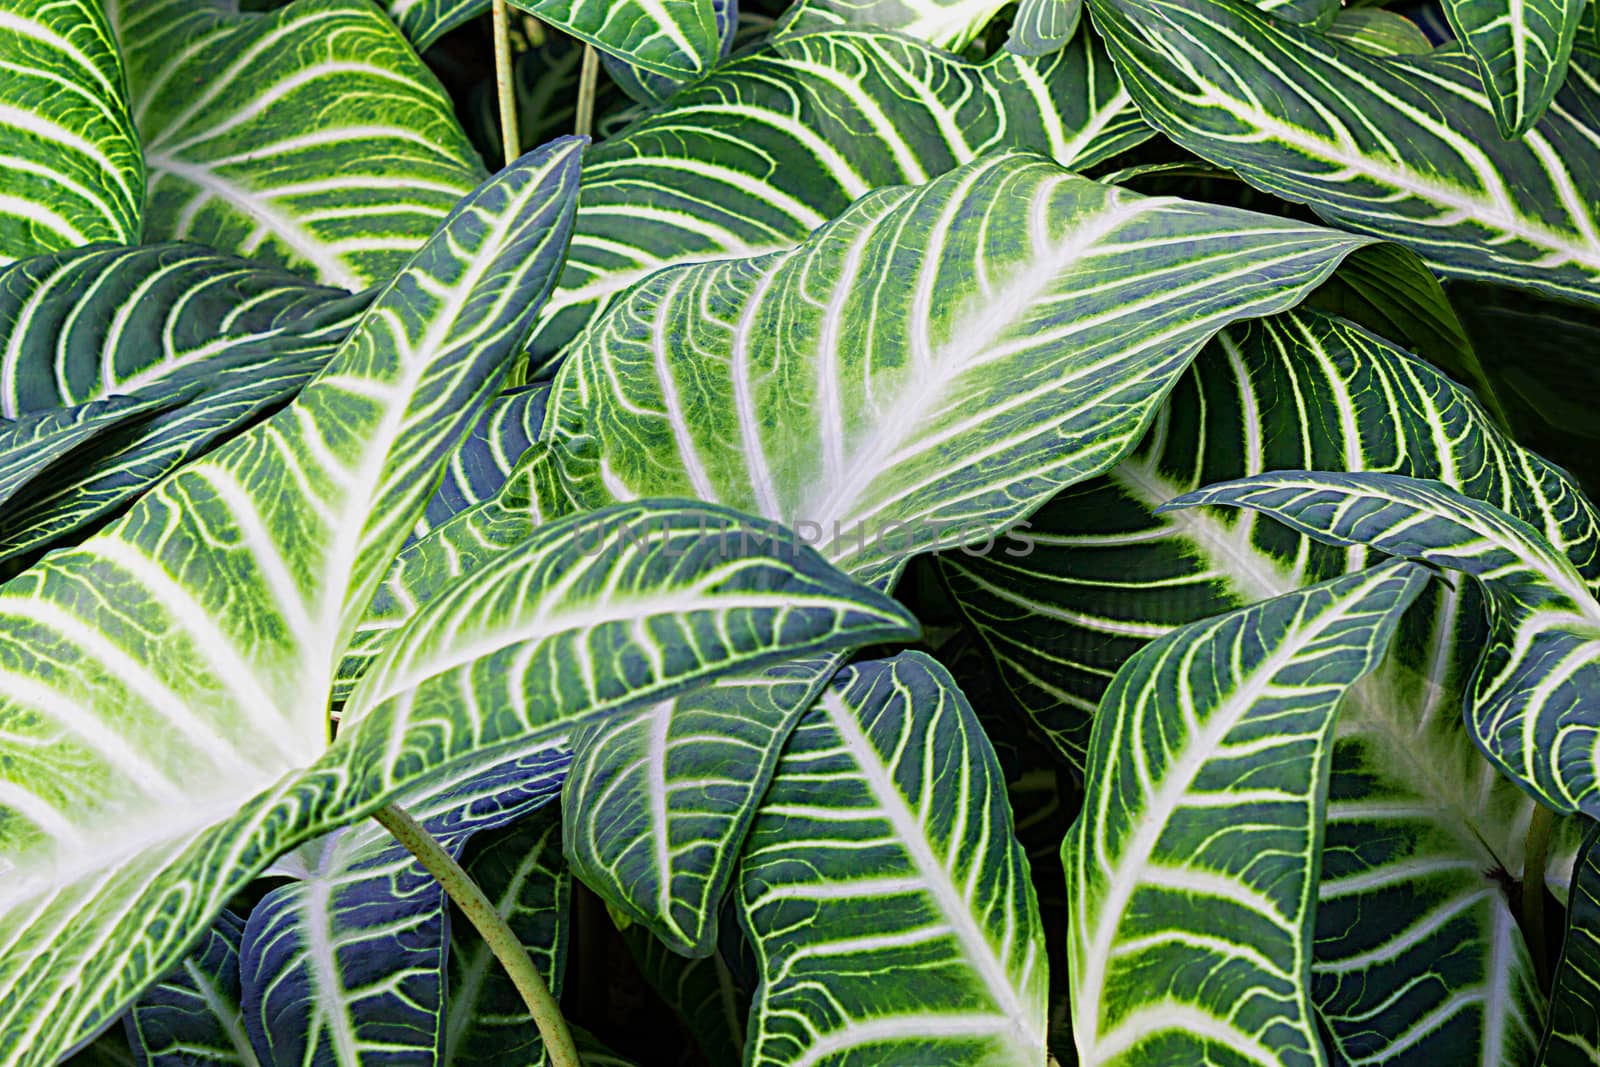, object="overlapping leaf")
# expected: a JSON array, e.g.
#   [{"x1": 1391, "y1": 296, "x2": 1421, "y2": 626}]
[
  {"x1": 507, "y1": 0, "x2": 720, "y2": 78},
  {"x1": 526, "y1": 26, "x2": 1148, "y2": 367},
  {"x1": 739, "y1": 653, "x2": 1047, "y2": 1065},
  {"x1": 1066, "y1": 561, "x2": 1427, "y2": 1065},
  {"x1": 1088, "y1": 0, "x2": 1600, "y2": 305},
  {"x1": 0, "y1": 0, "x2": 143, "y2": 261},
  {"x1": 603, "y1": 0, "x2": 737, "y2": 104},
  {"x1": 539, "y1": 152, "x2": 1384, "y2": 587},
  {"x1": 443, "y1": 805, "x2": 571, "y2": 1066},
  {"x1": 108, "y1": 0, "x2": 486, "y2": 289},
  {"x1": 535, "y1": 150, "x2": 1398, "y2": 957},
  {"x1": 240, "y1": 753, "x2": 568, "y2": 1067},
  {"x1": 0, "y1": 243, "x2": 368, "y2": 565},
  {"x1": 1540, "y1": 821, "x2": 1600, "y2": 1065},
  {"x1": 1442, "y1": 0, "x2": 1586, "y2": 135},
  {"x1": 0, "y1": 141, "x2": 586, "y2": 1061},
  {"x1": 415, "y1": 384, "x2": 549, "y2": 540},
  {"x1": 125, "y1": 911, "x2": 257, "y2": 1067},
  {"x1": 1007, "y1": 0, "x2": 1083, "y2": 55},
  {"x1": 1168, "y1": 471, "x2": 1600, "y2": 819},
  {"x1": 944, "y1": 310, "x2": 1580, "y2": 1059}
]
